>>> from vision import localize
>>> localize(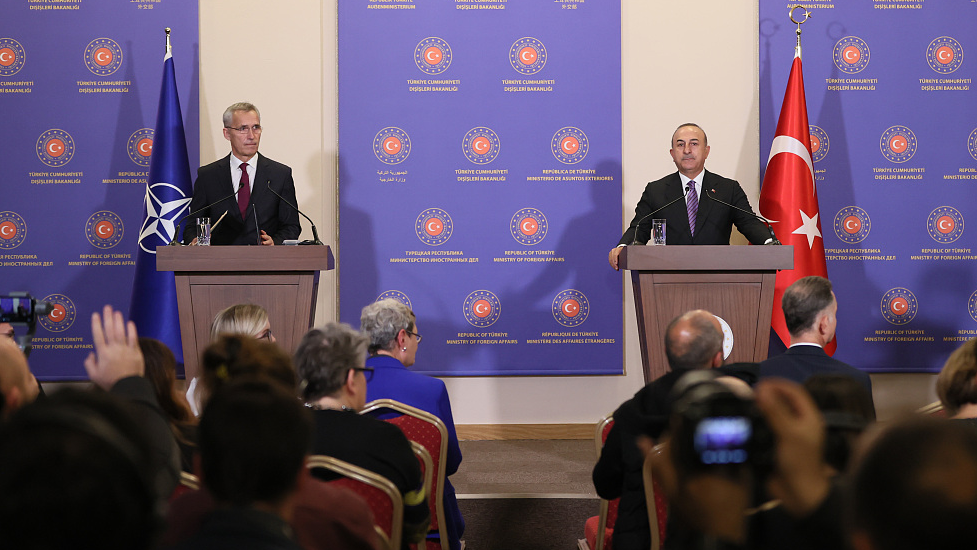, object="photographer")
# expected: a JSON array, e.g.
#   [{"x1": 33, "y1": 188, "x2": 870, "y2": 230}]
[
  {"x1": 649, "y1": 376, "x2": 845, "y2": 550},
  {"x1": 593, "y1": 310, "x2": 725, "y2": 550}
]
